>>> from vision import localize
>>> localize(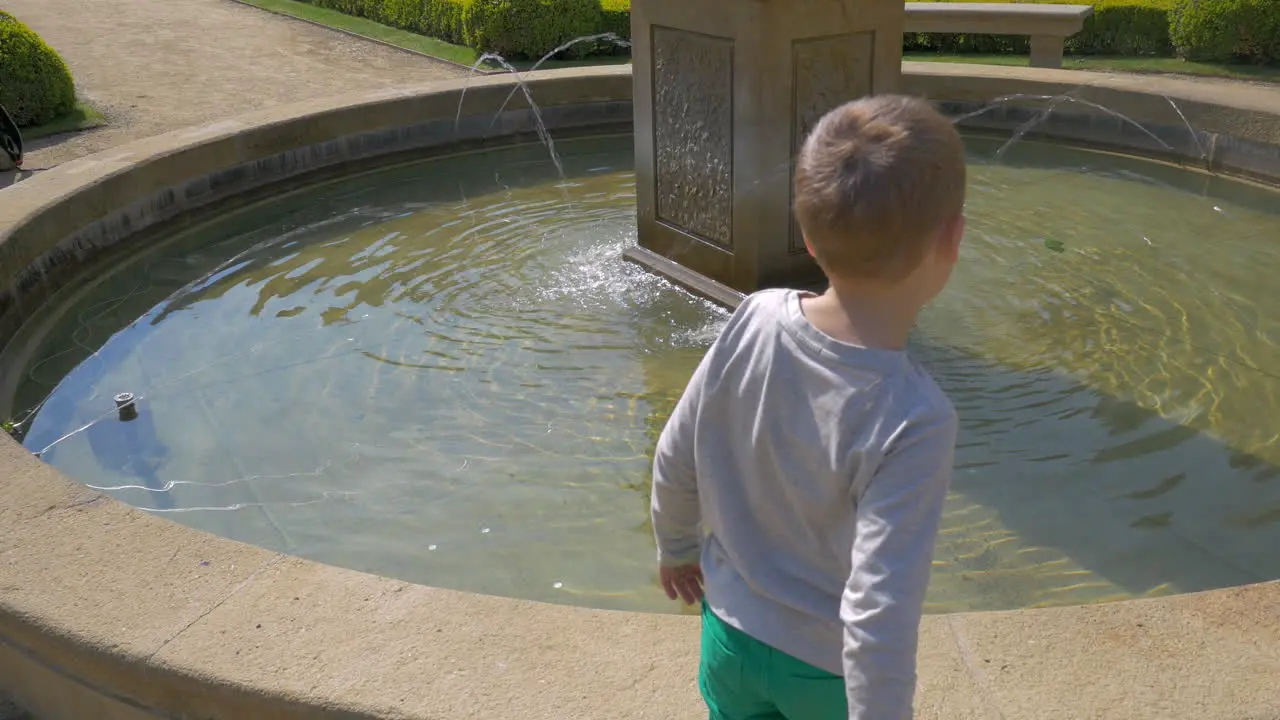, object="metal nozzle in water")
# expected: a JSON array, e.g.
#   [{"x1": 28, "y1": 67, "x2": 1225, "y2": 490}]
[{"x1": 114, "y1": 393, "x2": 138, "y2": 422}]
